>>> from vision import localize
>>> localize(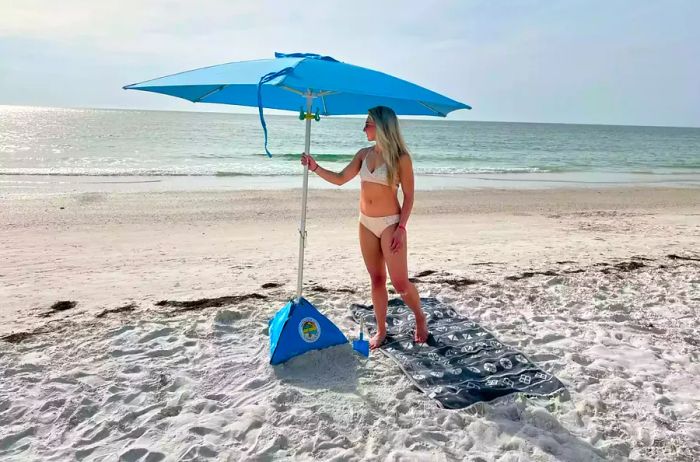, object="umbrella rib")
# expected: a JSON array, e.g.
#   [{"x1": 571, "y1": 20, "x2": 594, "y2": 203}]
[
  {"x1": 279, "y1": 86, "x2": 337, "y2": 99},
  {"x1": 194, "y1": 85, "x2": 228, "y2": 102},
  {"x1": 279, "y1": 85, "x2": 306, "y2": 96},
  {"x1": 418, "y1": 101, "x2": 446, "y2": 117},
  {"x1": 321, "y1": 95, "x2": 328, "y2": 115}
]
